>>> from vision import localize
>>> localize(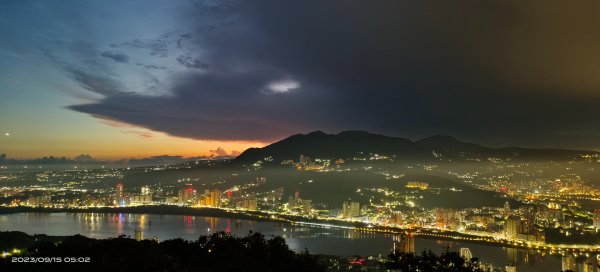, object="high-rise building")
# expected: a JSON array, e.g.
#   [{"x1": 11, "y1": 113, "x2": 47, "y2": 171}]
[
  {"x1": 115, "y1": 181, "x2": 125, "y2": 206},
  {"x1": 131, "y1": 194, "x2": 152, "y2": 205},
  {"x1": 178, "y1": 187, "x2": 196, "y2": 204},
  {"x1": 302, "y1": 199, "x2": 312, "y2": 215},
  {"x1": 593, "y1": 210, "x2": 600, "y2": 229},
  {"x1": 521, "y1": 206, "x2": 536, "y2": 235},
  {"x1": 505, "y1": 216, "x2": 521, "y2": 239},
  {"x1": 130, "y1": 185, "x2": 152, "y2": 205},
  {"x1": 207, "y1": 190, "x2": 222, "y2": 207},
  {"x1": 342, "y1": 201, "x2": 360, "y2": 218},
  {"x1": 390, "y1": 213, "x2": 403, "y2": 225},
  {"x1": 435, "y1": 209, "x2": 458, "y2": 230},
  {"x1": 236, "y1": 198, "x2": 258, "y2": 210},
  {"x1": 460, "y1": 248, "x2": 473, "y2": 261}
]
